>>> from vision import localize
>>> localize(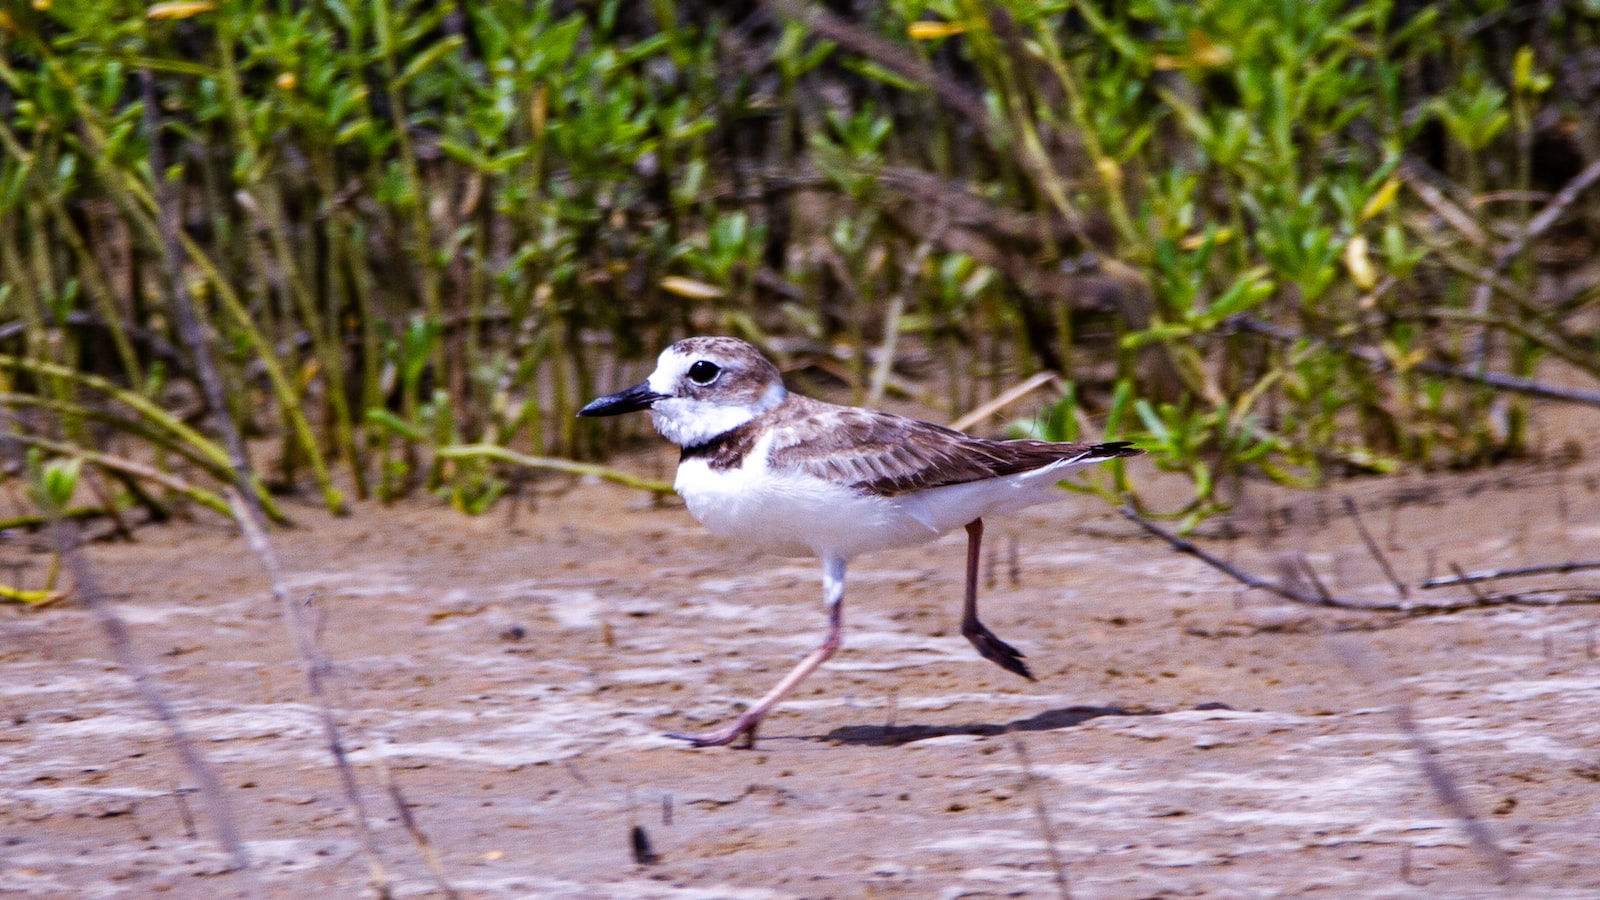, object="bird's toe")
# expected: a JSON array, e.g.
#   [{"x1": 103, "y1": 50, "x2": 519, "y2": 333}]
[{"x1": 963, "y1": 620, "x2": 1036, "y2": 681}]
